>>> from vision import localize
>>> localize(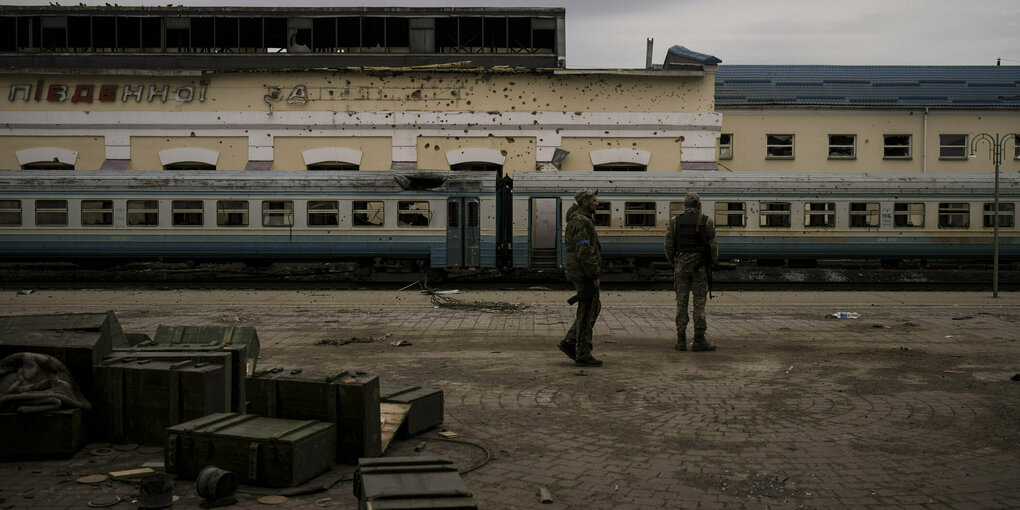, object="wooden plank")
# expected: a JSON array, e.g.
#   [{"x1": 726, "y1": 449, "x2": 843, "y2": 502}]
[{"x1": 379, "y1": 403, "x2": 409, "y2": 453}]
